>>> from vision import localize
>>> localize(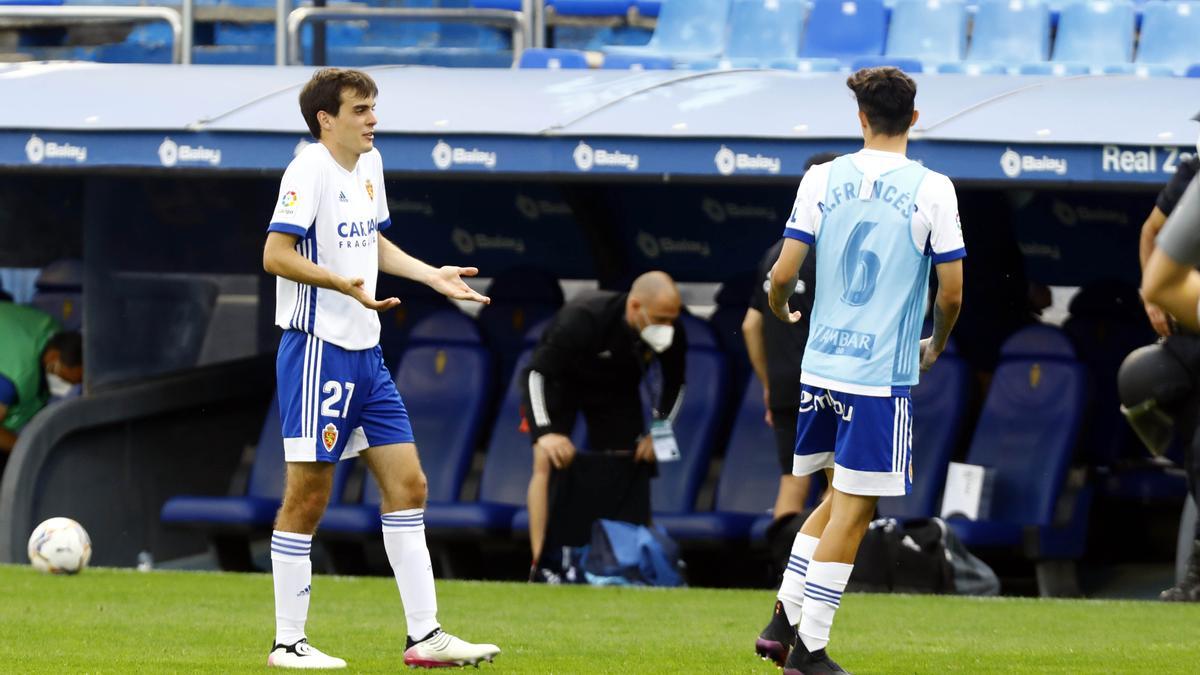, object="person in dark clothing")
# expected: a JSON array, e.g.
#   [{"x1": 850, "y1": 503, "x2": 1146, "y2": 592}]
[
  {"x1": 521, "y1": 271, "x2": 686, "y2": 580},
  {"x1": 1135, "y1": 146, "x2": 1200, "y2": 602},
  {"x1": 742, "y1": 152, "x2": 835, "y2": 521},
  {"x1": 743, "y1": 238, "x2": 818, "y2": 519},
  {"x1": 1140, "y1": 154, "x2": 1199, "y2": 336}
]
